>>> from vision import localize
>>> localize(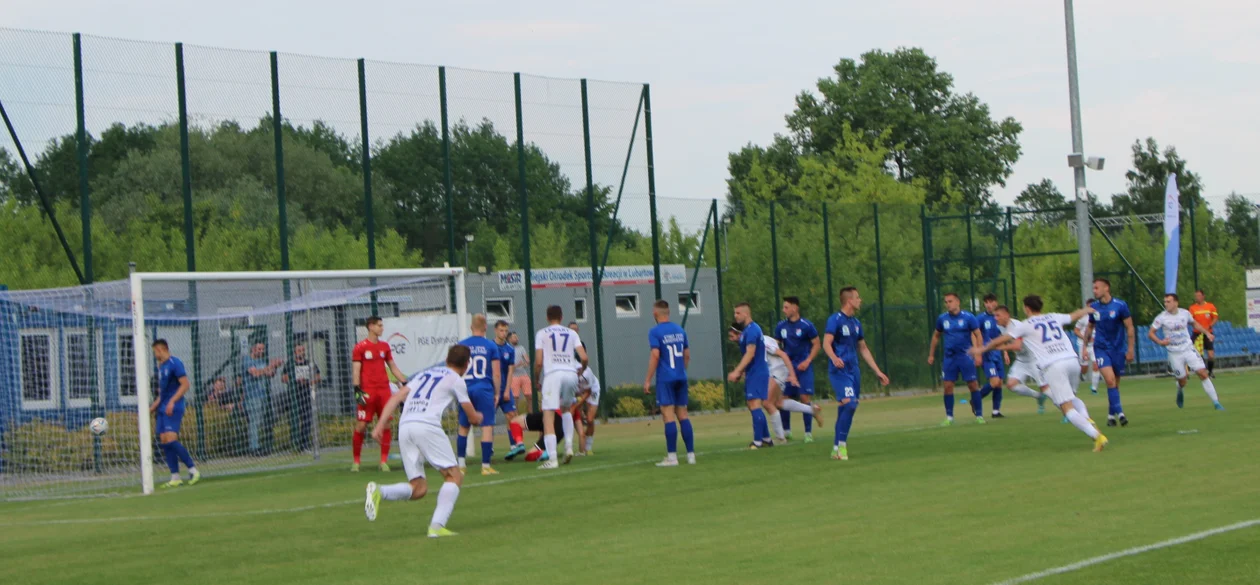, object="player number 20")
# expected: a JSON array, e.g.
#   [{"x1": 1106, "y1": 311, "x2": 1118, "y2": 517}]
[{"x1": 463, "y1": 356, "x2": 488, "y2": 380}]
